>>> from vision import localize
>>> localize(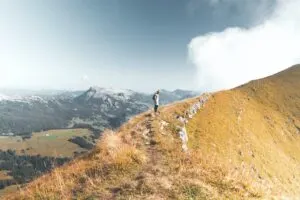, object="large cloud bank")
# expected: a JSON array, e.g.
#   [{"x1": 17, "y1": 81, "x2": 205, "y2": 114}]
[{"x1": 188, "y1": 0, "x2": 300, "y2": 91}]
